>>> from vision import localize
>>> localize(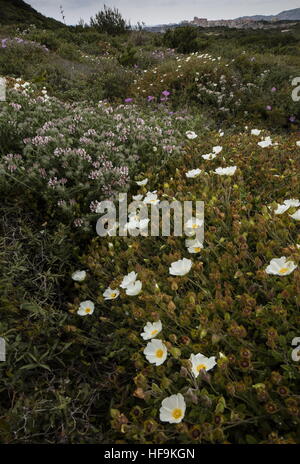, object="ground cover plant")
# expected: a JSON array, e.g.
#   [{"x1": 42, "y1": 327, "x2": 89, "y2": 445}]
[{"x1": 0, "y1": 4, "x2": 300, "y2": 444}]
